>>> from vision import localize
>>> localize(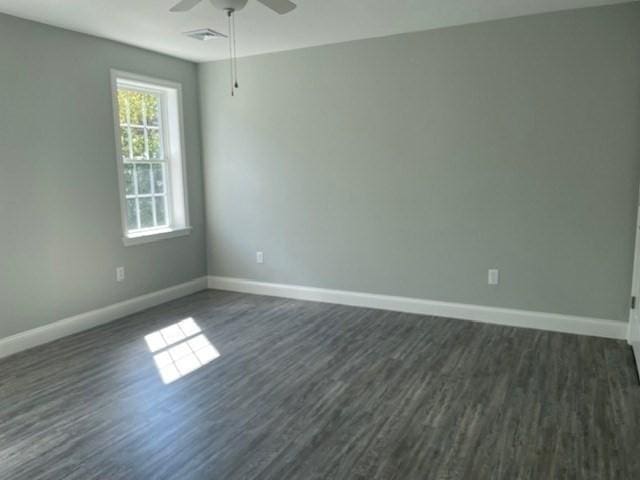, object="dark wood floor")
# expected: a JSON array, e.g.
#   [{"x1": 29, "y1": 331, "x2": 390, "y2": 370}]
[{"x1": 1, "y1": 290, "x2": 639, "y2": 479}]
